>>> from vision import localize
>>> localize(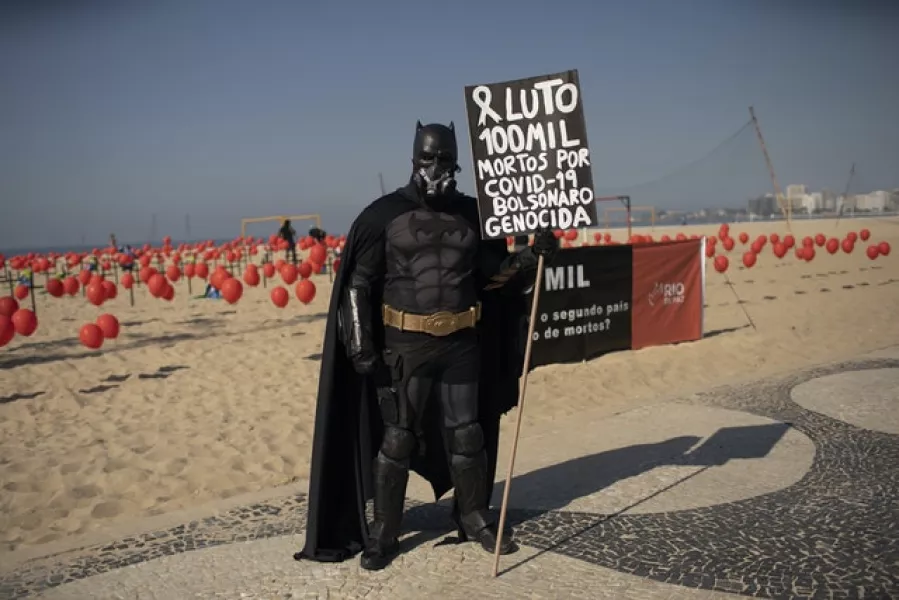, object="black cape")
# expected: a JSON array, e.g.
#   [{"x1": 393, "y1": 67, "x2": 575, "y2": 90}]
[{"x1": 297, "y1": 189, "x2": 527, "y2": 563}]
